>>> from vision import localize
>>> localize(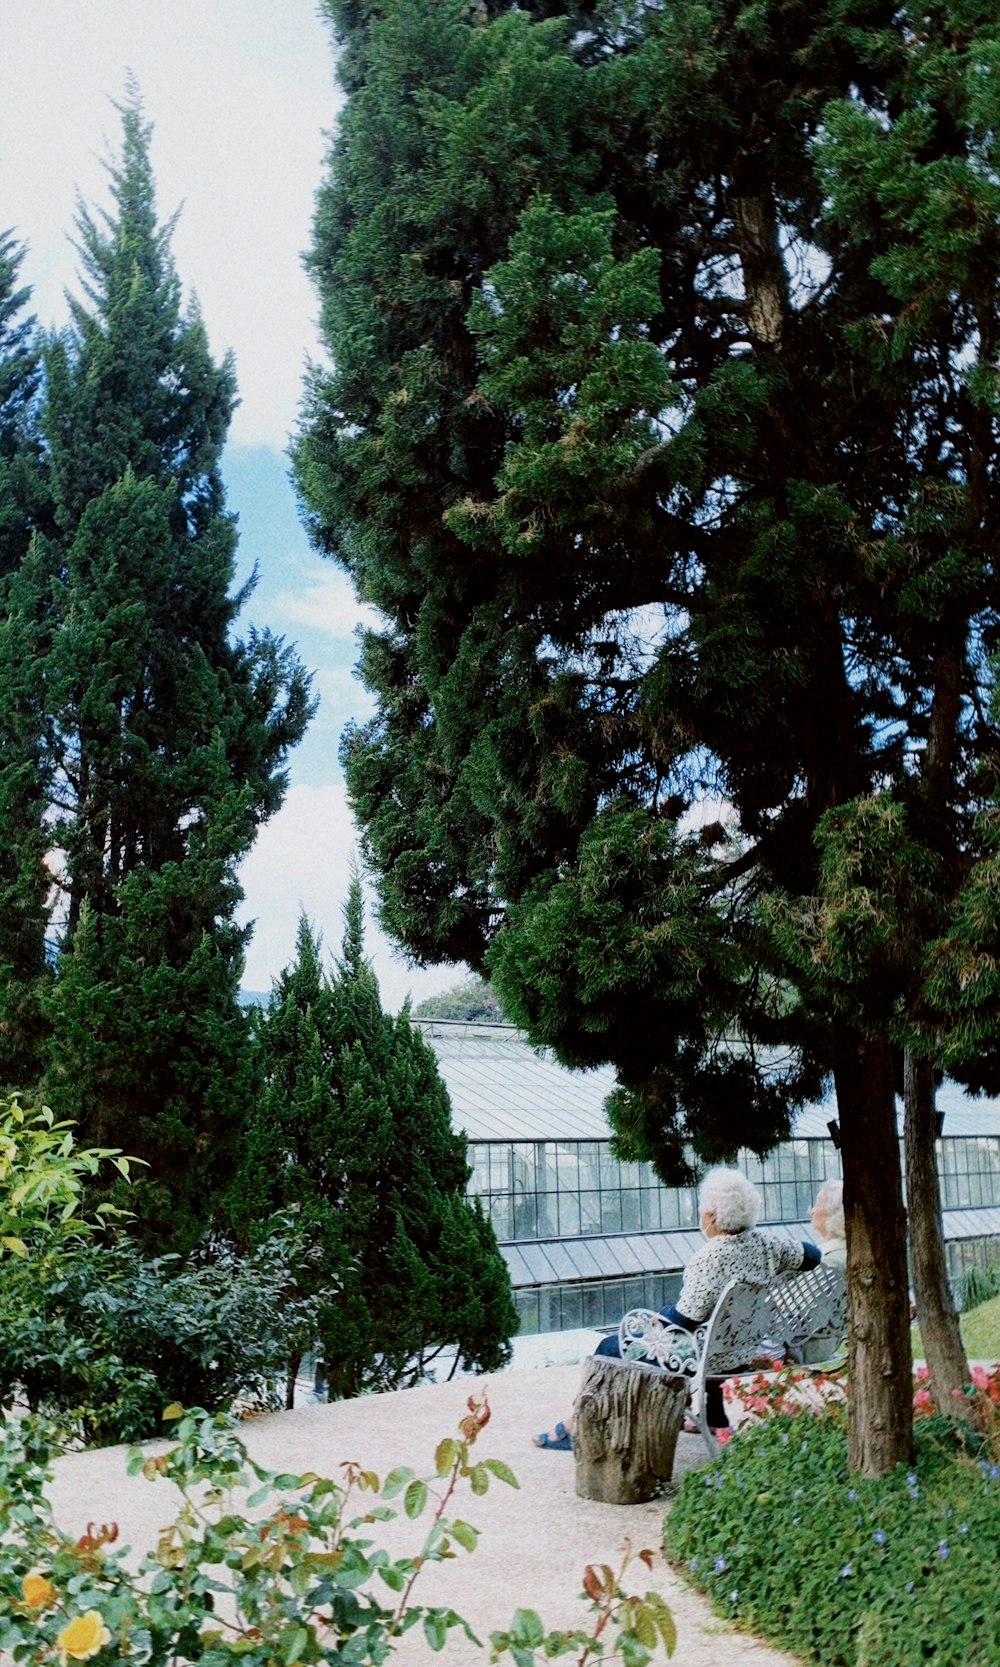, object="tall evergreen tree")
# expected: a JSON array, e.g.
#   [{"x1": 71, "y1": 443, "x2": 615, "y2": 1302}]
[
  {"x1": 3, "y1": 93, "x2": 312, "y2": 1243},
  {"x1": 297, "y1": 0, "x2": 1000, "y2": 1471},
  {"x1": 0, "y1": 232, "x2": 50, "y2": 1087},
  {"x1": 0, "y1": 230, "x2": 42, "y2": 576},
  {"x1": 232, "y1": 893, "x2": 517, "y2": 1399}
]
